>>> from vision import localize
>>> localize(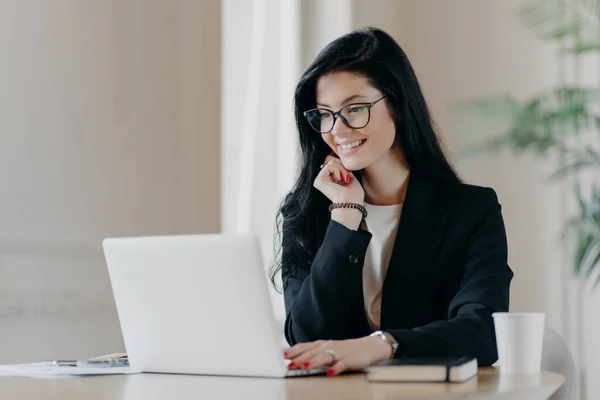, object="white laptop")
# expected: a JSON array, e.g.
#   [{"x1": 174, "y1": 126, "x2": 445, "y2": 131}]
[{"x1": 102, "y1": 233, "x2": 326, "y2": 378}]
